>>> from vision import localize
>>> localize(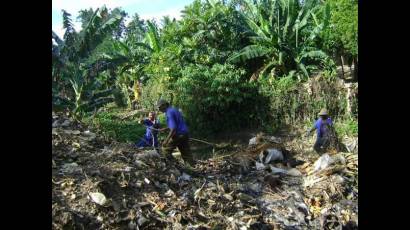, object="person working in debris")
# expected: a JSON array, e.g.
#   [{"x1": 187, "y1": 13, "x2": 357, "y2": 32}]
[
  {"x1": 136, "y1": 112, "x2": 160, "y2": 149},
  {"x1": 306, "y1": 108, "x2": 334, "y2": 153},
  {"x1": 157, "y1": 99, "x2": 195, "y2": 168}
]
